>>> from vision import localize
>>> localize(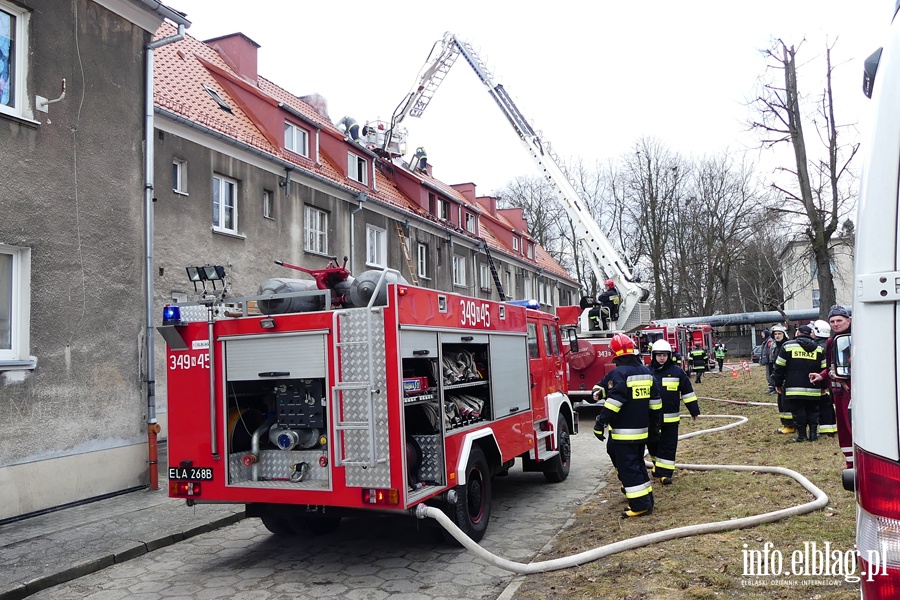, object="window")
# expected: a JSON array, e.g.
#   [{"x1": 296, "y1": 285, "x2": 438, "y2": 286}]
[
  {"x1": 465, "y1": 212, "x2": 476, "y2": 233},
  {"x1": 284, "y1": 122, "x2": 309, "y2": 157},
  {"x1": 812, "y1": 289, "x2": 820, "y2": 309},
  {"x1": 504, "y1": 271, "x2": 512, "y2": 299},
  {"x1": 202, "y1": 84, "x2": 232, "y2": 113},
  {"x1": 417, "y1": 243, "x2": 428, "y2": 278},
  {"x1": 550, "y1": 325, "x2": 561, "y2": 356},
  {"x1": 512, "y1": 236, "x2": 520, "y2": 251},
  {"x1": 304, "y1": 206, "x2": 328, "y2": 254},
  {"x1": 542, "y1": 324, "x2": 553, "y2": 357},
  {"x1": 479, "y1": 263, "x2": 490, "y2": 290},
  {"x1": 452, "y1": 255, "x2": 466, "y2": 286},
  {"x1": 263, "y1": 189, "x2": 274, "y2": 220},
  {"x1": 526, "y1": 243, "x2": 534, "y2": 259},
  {"x1": 527, "y1": 323, "x2": 539, "y2": 358},
  {"x1": 437, "y1": 198, "x2": 449, "y2": 221},
  {"x1": 348, "y1": 153, "x2": 368, "y2": 184},
  {"x1": 0, "y1": 245, "x2": 31, "y2": 364},
  {"x1": 0, "y1": 2, "x2": 29, "y2": 120},
  {"x1": 212, "y1": 174, "x2": 238, "y2": 234},
  {"x1": 172, "y1": 159, "x2": 187, "y2": 194},
  {"x1": 366, "y1": 225, "x2": 386, "y2": 267},
  {"x1": 539, "y1": 281, "x2": 548, "y2": 305}
]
